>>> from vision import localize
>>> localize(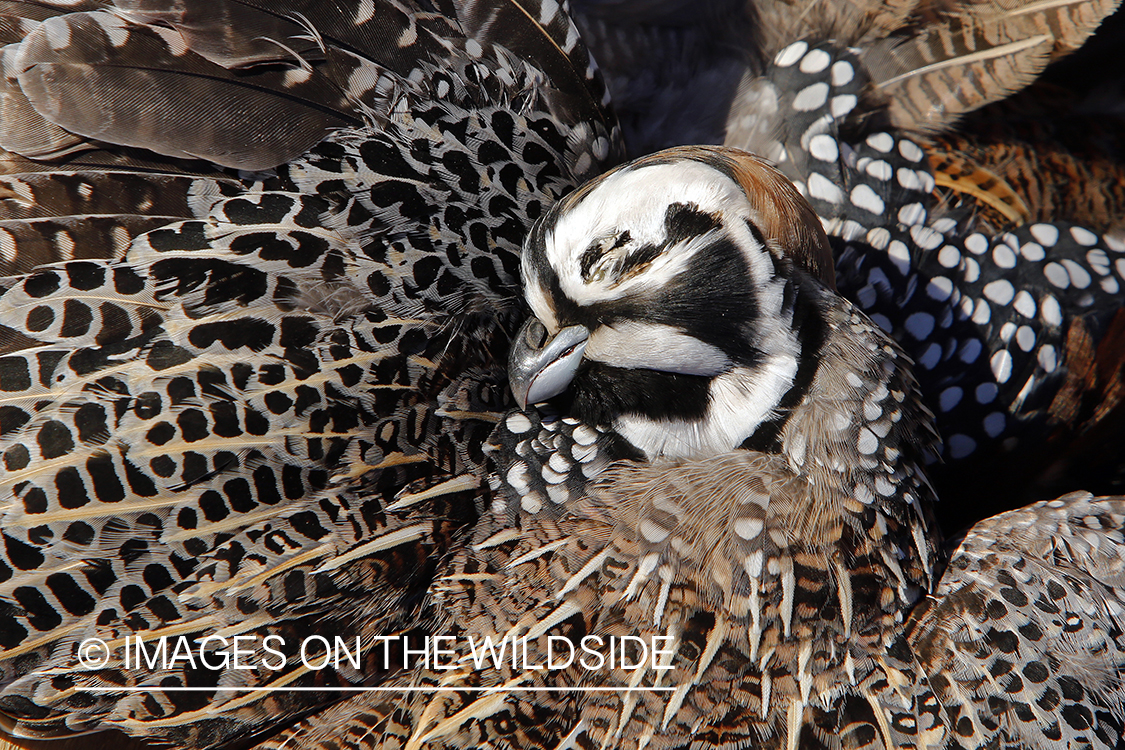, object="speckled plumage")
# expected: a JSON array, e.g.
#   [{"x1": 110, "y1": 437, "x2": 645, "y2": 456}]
[
  {"x1": 257, "y1": 146, "x2": 1125, "y2": 750},
  {"x1": 0, "y1": 0, "x2": 619, "y2": 745},
  {"x1": 737, "y1": 38, "x2": 1125, "y2": 522},
  {"x1": 266, "y1": 477, "x2": 1125, "y2": 750},
  {"x1": 1, "y1": 2, "x2": 1125, "y2": 749}
]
